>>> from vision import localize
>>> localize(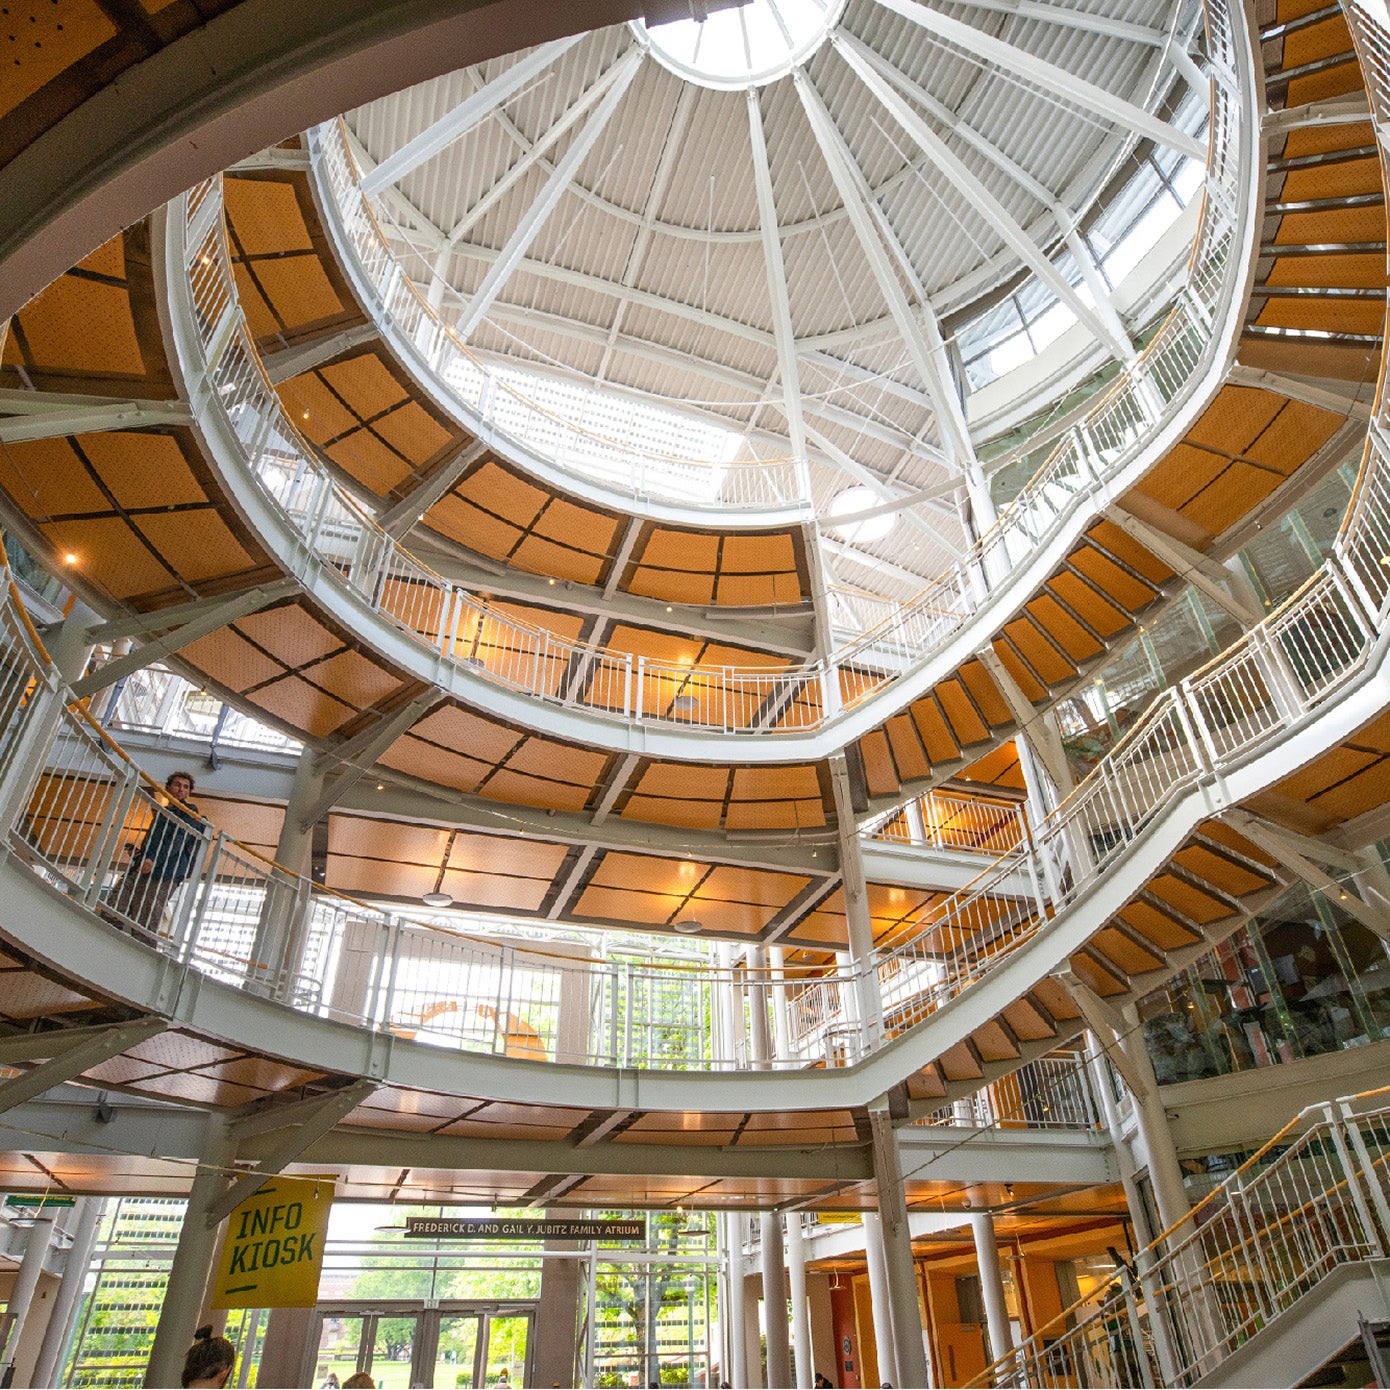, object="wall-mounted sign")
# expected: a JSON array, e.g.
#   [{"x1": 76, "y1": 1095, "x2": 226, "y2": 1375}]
[
  {"x1": 404, "y1": 1217, "x2": 645, "y2": 1241},
  {"x1": 210, "y1": 1176, "x2": 335, "y2": 1309},
  {"x1": 4, "y1": 1195, "x2": 76, "y2": 1208}
]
